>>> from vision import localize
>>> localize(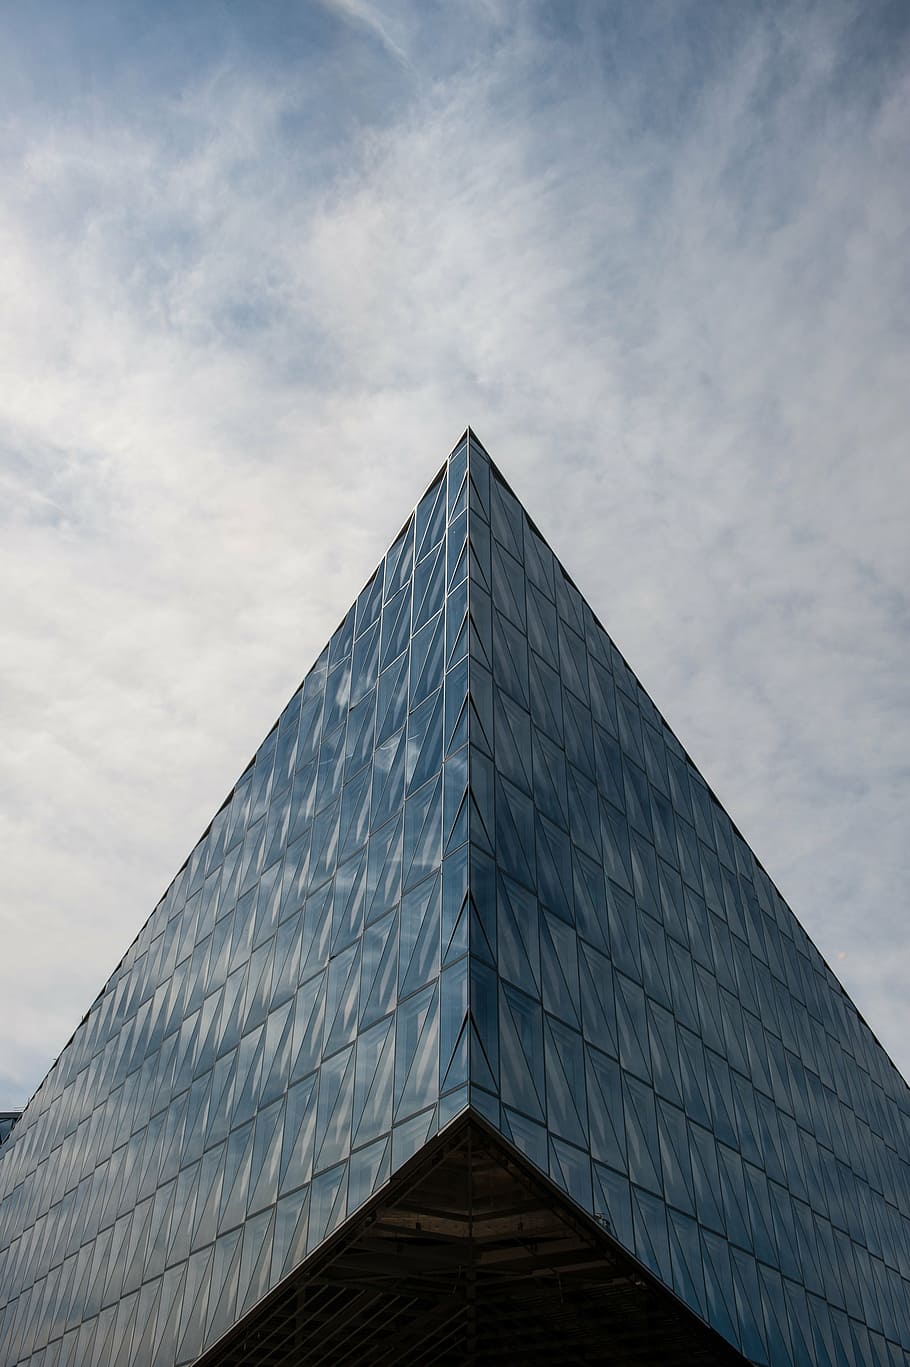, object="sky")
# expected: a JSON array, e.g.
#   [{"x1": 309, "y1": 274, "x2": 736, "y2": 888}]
[{"x1": 1, "y1": 0, "x2": 908, "y2": 1104}]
